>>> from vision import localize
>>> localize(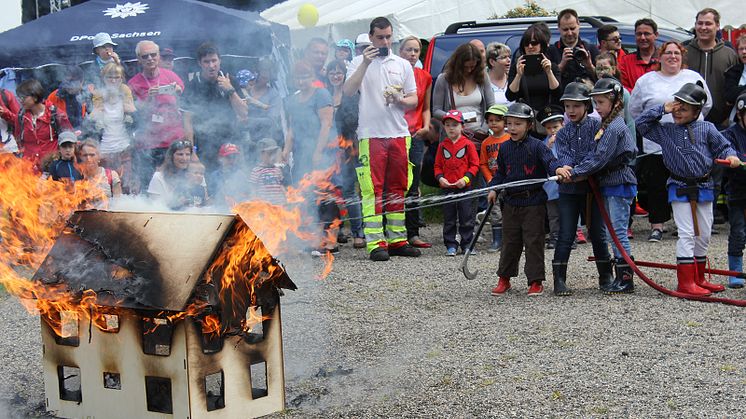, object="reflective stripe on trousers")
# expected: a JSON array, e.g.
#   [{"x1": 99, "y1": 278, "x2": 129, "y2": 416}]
[{"x1": 357, "y1": 136, "x2": 412, "y2": 252}]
